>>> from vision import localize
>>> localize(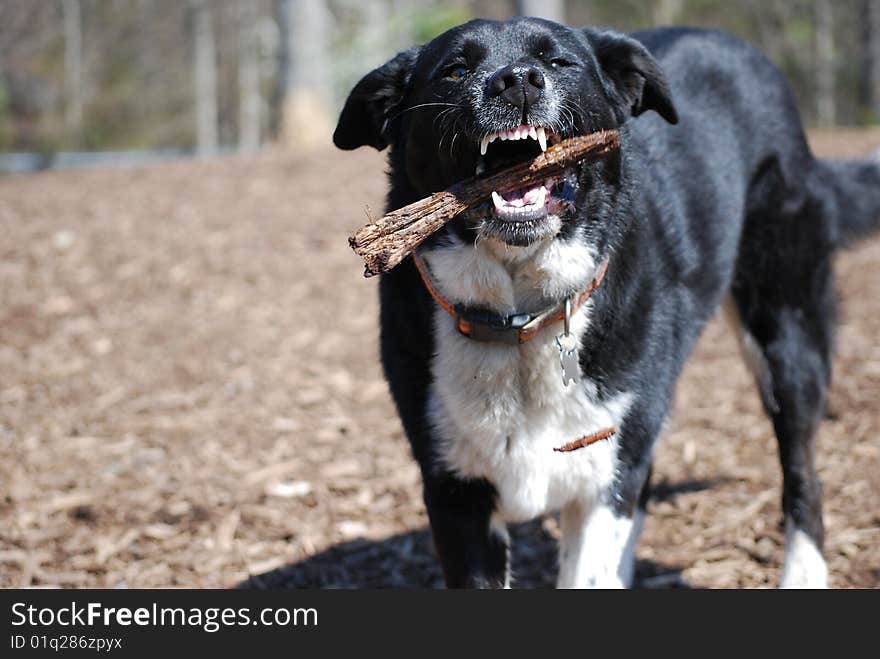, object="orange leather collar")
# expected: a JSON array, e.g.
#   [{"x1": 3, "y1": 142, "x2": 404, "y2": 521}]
[{"x1": 412, "y1": 250, "x2": 609, "y2": 345}]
